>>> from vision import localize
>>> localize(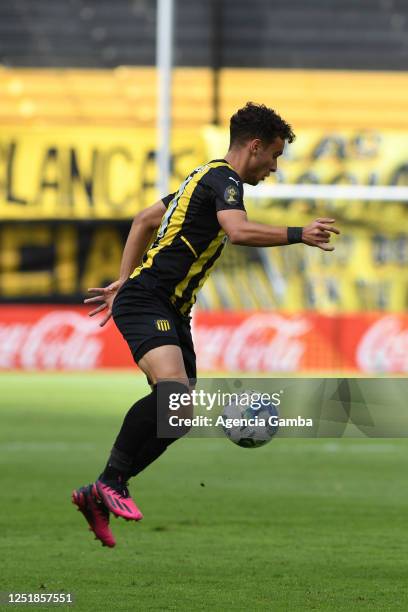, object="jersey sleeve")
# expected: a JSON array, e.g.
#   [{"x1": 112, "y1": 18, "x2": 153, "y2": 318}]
[
  {"x1": 161, "y1": 193, "x2": 176, "y2": 208},
  {"x1": 205, "y1": 167, "x2": 246, "y2": 212}
]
